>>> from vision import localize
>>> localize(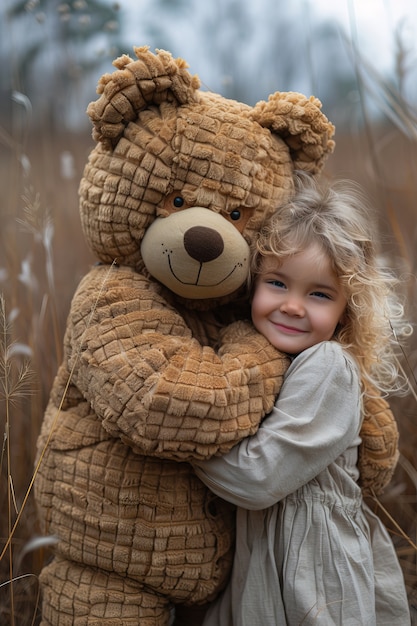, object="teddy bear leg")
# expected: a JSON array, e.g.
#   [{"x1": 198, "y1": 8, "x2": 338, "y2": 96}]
[{"x1": 38, "y1": 557, "x2": 172, "y2": 625}]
